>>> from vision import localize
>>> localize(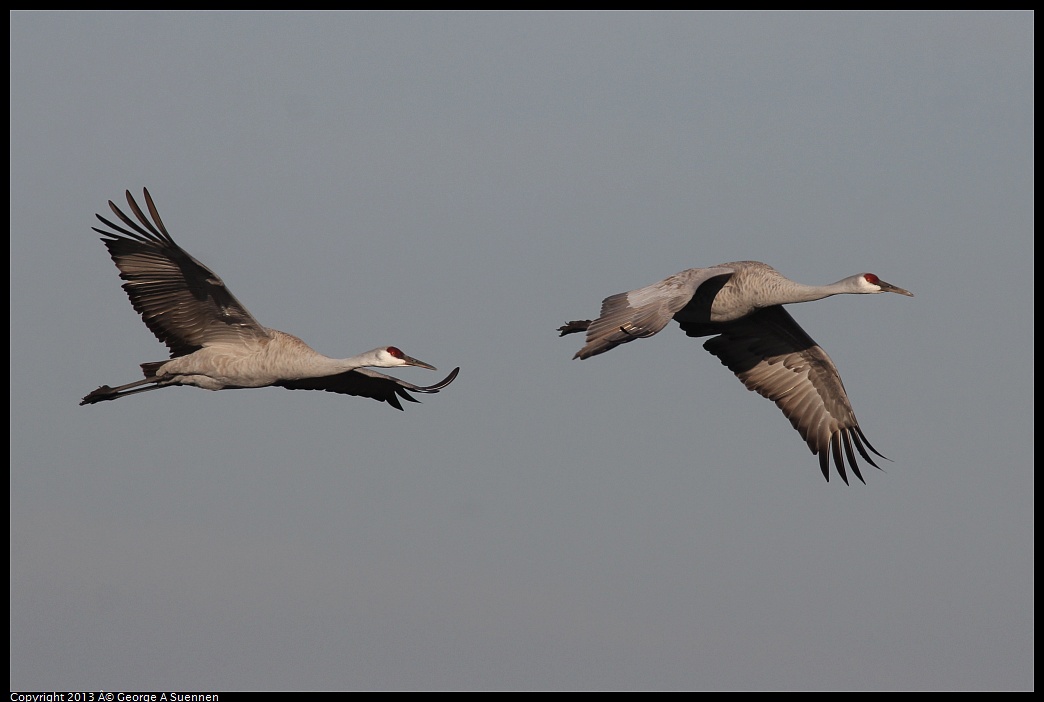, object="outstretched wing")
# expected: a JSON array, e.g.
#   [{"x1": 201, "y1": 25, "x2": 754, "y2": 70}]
[
  {"x1": 92, "y1": 188, "x2": 268, "y2": 358},
  {"x1": 566, "y1": 267, "x2": 735, "y2": 359},
  {"x1": 274, "y1": 367, "x2": 461, "y2": 410},
  {"x1": 684, "y1": 306, "x2": 885, "y2": 484}
]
